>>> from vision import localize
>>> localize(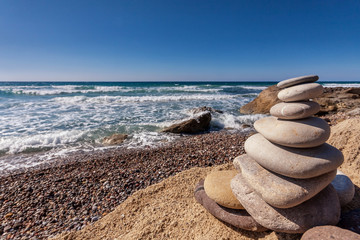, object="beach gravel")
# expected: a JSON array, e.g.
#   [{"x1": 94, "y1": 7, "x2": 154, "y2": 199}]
[{"x1": 0, "y1": 131, "x2": 248, "y2": 240}]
